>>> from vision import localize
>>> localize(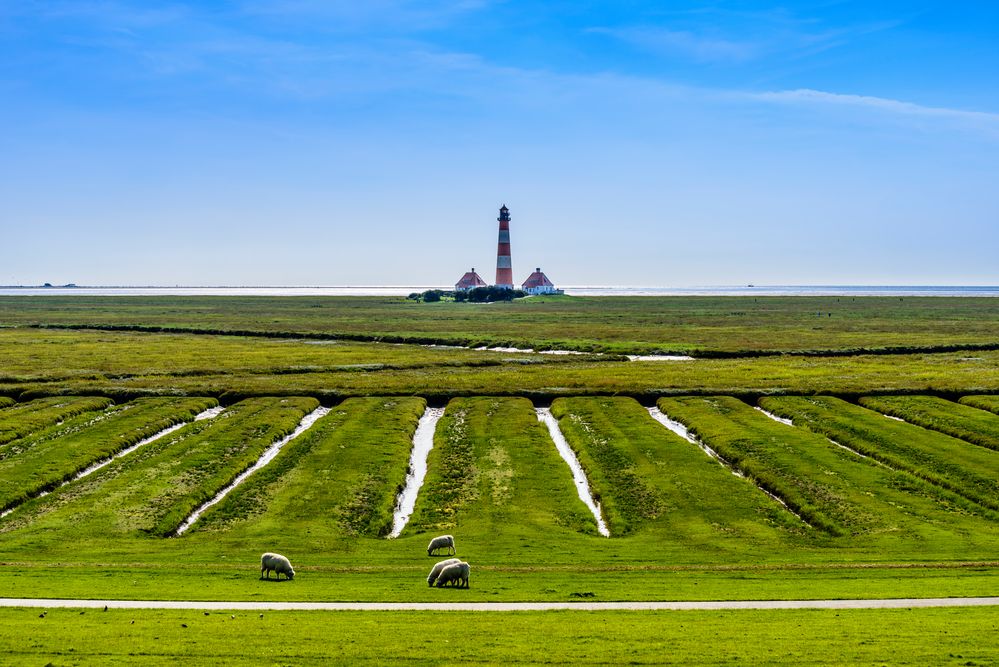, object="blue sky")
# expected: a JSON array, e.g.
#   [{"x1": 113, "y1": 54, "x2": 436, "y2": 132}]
[{"x1": 2, "y1": 1, "x2": 997, "y2": 286}]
